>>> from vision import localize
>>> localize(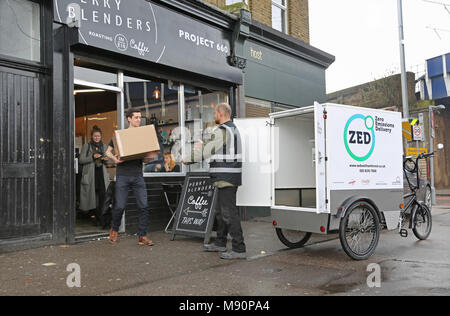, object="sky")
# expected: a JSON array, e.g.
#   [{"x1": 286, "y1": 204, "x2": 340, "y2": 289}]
[{"x1": 309, "y1": 0, "x2": 450, "y2": 93}]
